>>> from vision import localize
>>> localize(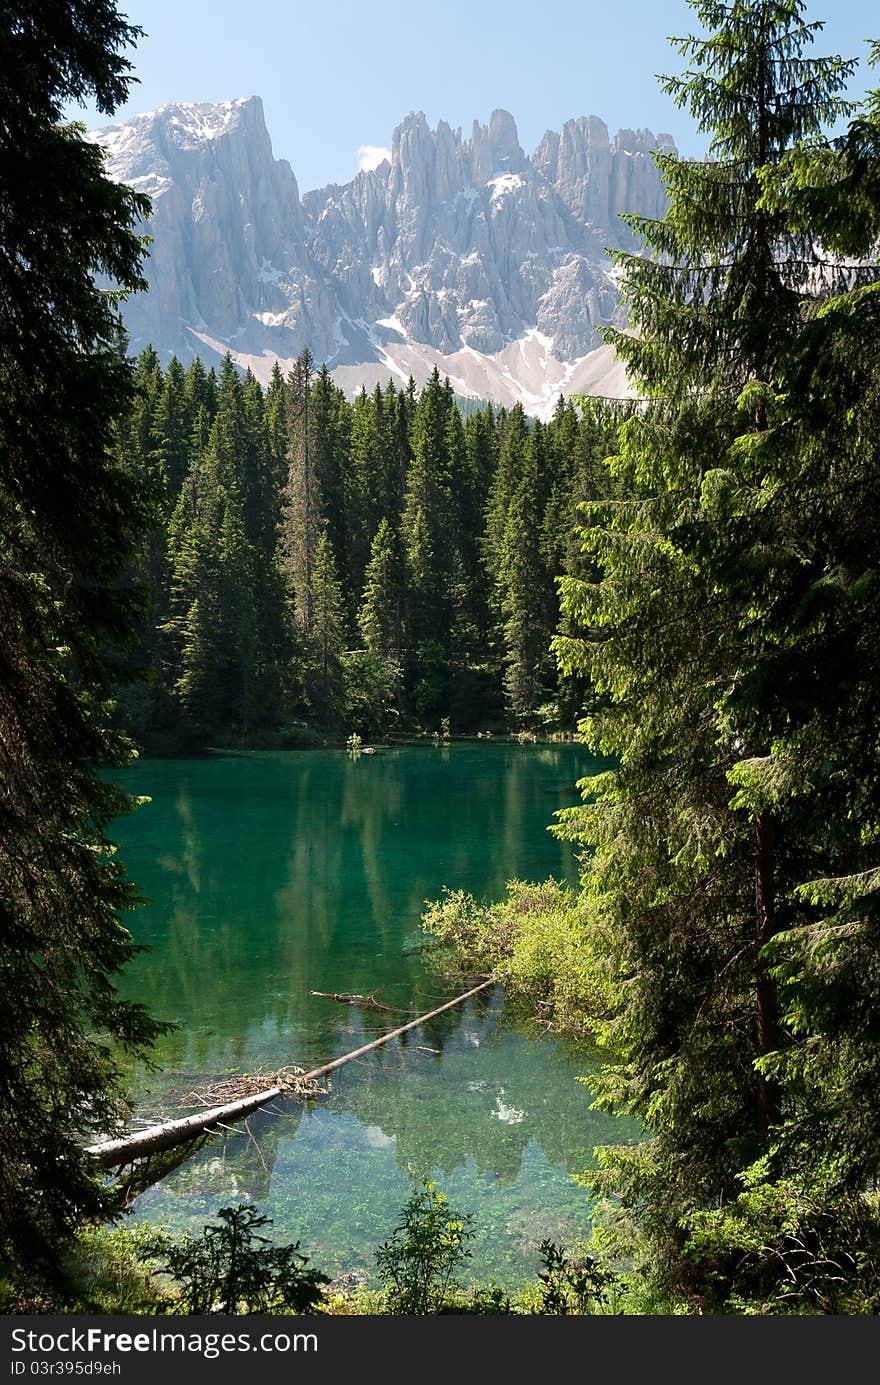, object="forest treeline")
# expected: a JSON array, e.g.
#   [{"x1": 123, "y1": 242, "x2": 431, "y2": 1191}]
[{"x1": 116, "y1": 350, "x2": 617, "y2": 745}]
